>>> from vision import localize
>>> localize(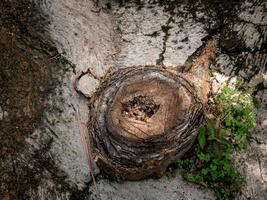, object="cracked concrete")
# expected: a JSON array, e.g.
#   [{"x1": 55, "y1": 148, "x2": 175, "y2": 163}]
[
  {"x1": 1, "y1": 0, "x2": 267, "y2": 199},
  {"x1": 112, "y1": 3, "x2": 169, "y2": 67}
]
